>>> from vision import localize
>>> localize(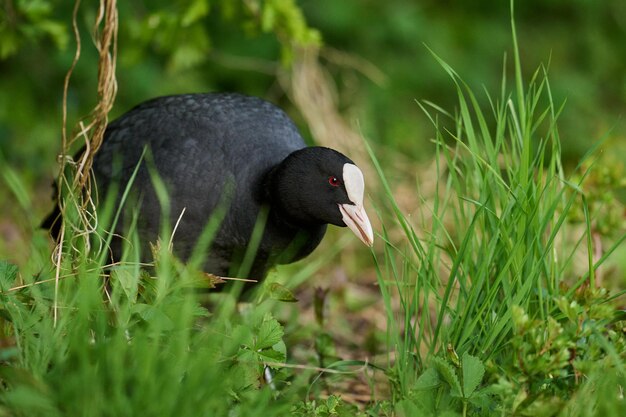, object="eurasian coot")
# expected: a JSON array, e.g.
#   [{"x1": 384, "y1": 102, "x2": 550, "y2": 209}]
[{"x1": 44, "y1": 93, "x2": 373, "y2": 280}]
